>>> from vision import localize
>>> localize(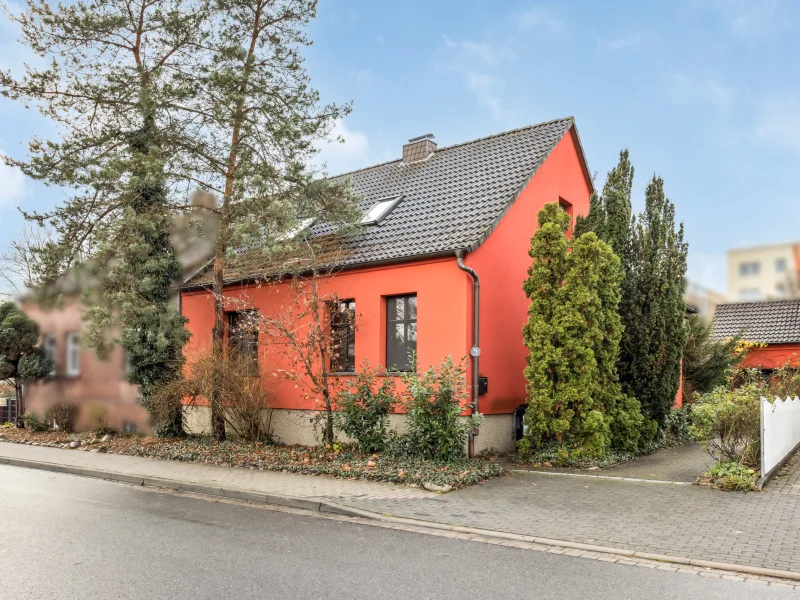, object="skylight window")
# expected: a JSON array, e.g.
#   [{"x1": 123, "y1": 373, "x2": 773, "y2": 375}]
[
  {"x1": 278, "y1": 217, "x2": 315, "y2": 241},
  {"x1": 361, "y1": 195, "x2": 403, "y2": 225}
]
